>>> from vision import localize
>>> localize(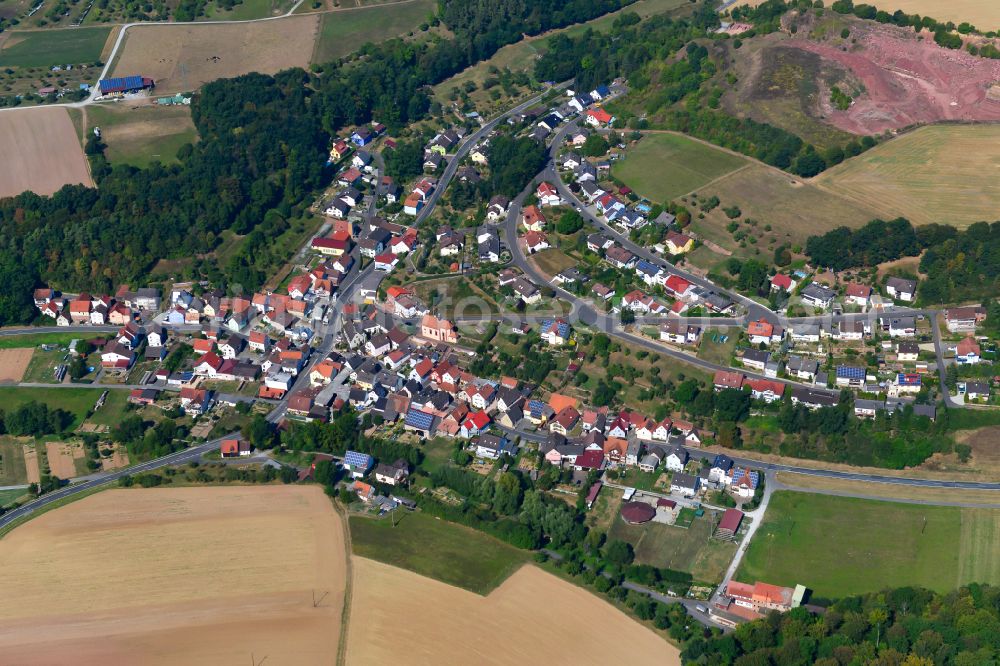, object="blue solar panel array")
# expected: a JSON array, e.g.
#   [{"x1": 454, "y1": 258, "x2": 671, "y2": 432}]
[
  {"x1": 343, "y1": 450, "x2": 373, "y2": 469},
  {"x1": 404, "y1": 408, "x2": 434, "y2": 431},
  {"x1": 541, "y1": 319, "x2": 571, "y2": 339},
  {"x1": 836, "y1": 366, "x2": 865, "y2": 380},
  {"x1": 99, "y1": 75, "x2": 146, "y2": 93}
]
